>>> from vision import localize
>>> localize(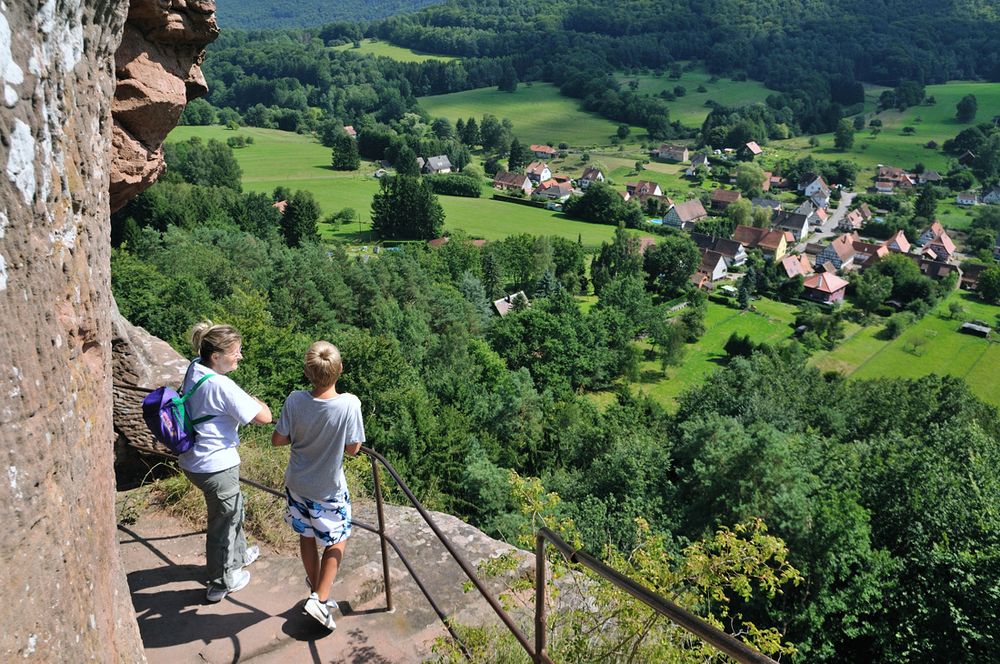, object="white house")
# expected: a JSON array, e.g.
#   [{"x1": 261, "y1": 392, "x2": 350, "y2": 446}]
[
  {"x1": 956, "y1": 191, "x2": 978, "y2": 206},
  {"x1": 422, "y1": 155, "x2": 452, "y2": 174},
  {"x1": 579, "y1": 166, "x2": 605, "y2": 189},
  {"x1": 526, "y1": 161, "x2": 551, "y2": 184}
]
